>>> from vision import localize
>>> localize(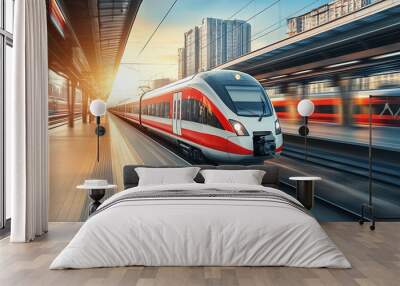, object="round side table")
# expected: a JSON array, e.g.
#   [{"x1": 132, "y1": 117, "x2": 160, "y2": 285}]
[
  {"x1": 289, "y1": 176, "x2": 321, "y2": 210},
  {"x1": 77, "y1": 184, "x2": 117, "y2": 215}
]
